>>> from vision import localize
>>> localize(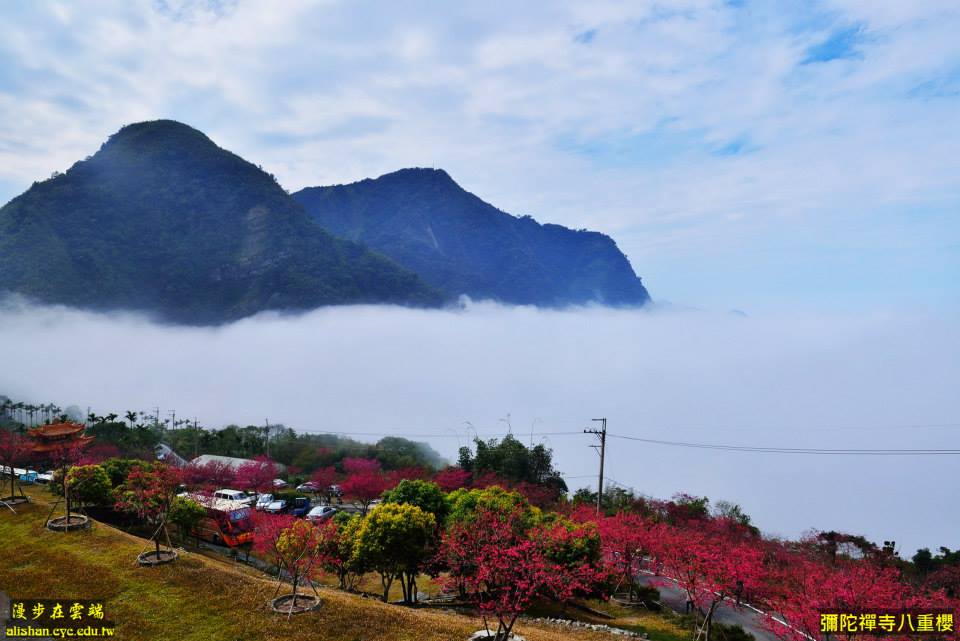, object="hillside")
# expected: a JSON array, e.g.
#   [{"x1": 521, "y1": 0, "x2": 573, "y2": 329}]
[
  {"x1": 293, "y1": 169, "x2": 651, "y2": 307},
  {"x1": 0, "y1": 489, "x2": 682, "y2": 641},
  {"x1": 0, "y1": 121, "x2": 442, "y2": 324}
]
